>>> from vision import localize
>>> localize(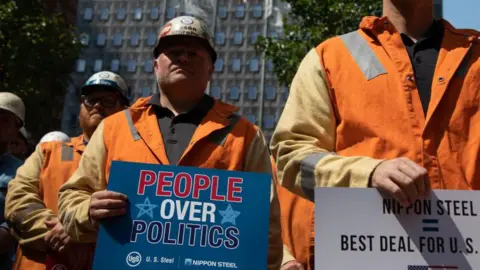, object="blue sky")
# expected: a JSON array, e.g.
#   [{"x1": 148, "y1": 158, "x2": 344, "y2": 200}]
[{"x1": 443, "y1": 0, "x2": 480, "y2": 30}]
